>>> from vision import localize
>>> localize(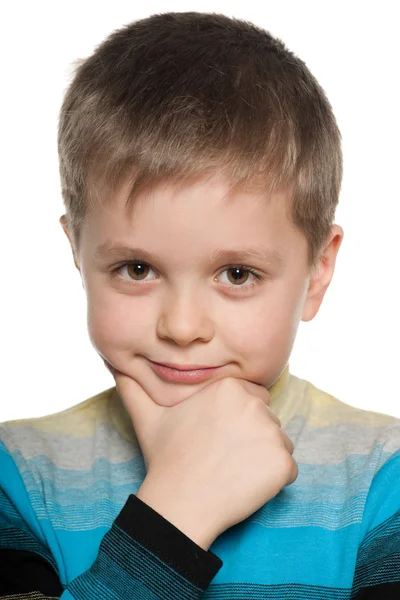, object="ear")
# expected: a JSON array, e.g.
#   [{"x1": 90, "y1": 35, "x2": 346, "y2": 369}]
[
  {"x1": 301, "y1": 224, "x2": 344, "y2": 322},
  {"x1": 59, "y1": 215, "x2": 80, "y2": 272}
]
